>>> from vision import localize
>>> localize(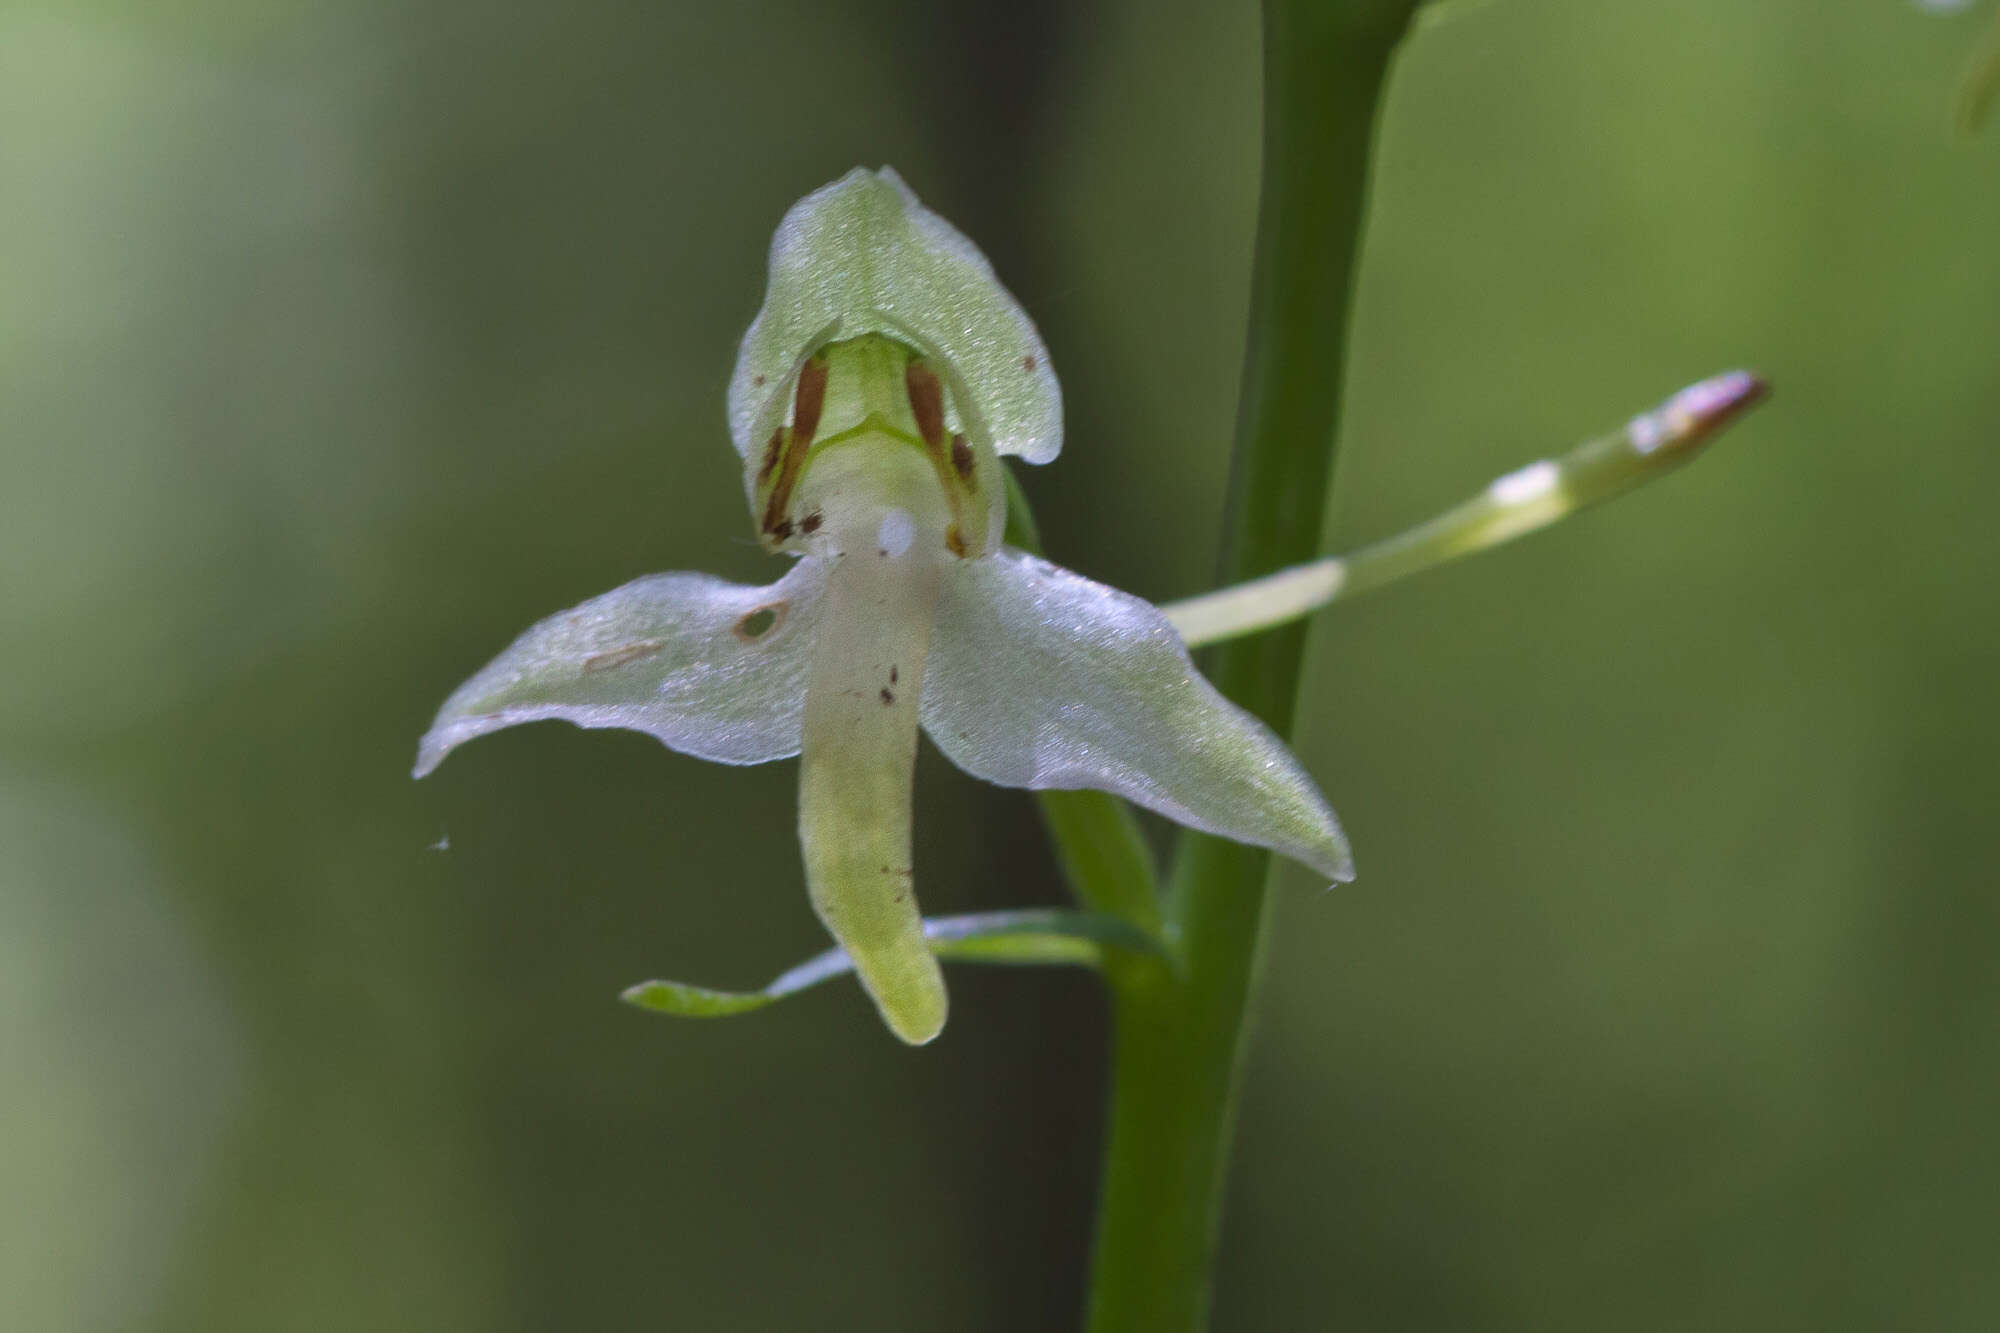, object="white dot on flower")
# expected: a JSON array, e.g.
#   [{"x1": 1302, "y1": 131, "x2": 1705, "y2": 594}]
[
  {"x1": 877, "y1": 508, "x2": 915, "y2": 557},
  {"x1": 1488, "y1": 459, "x2": 1560, "y2": 506}
]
